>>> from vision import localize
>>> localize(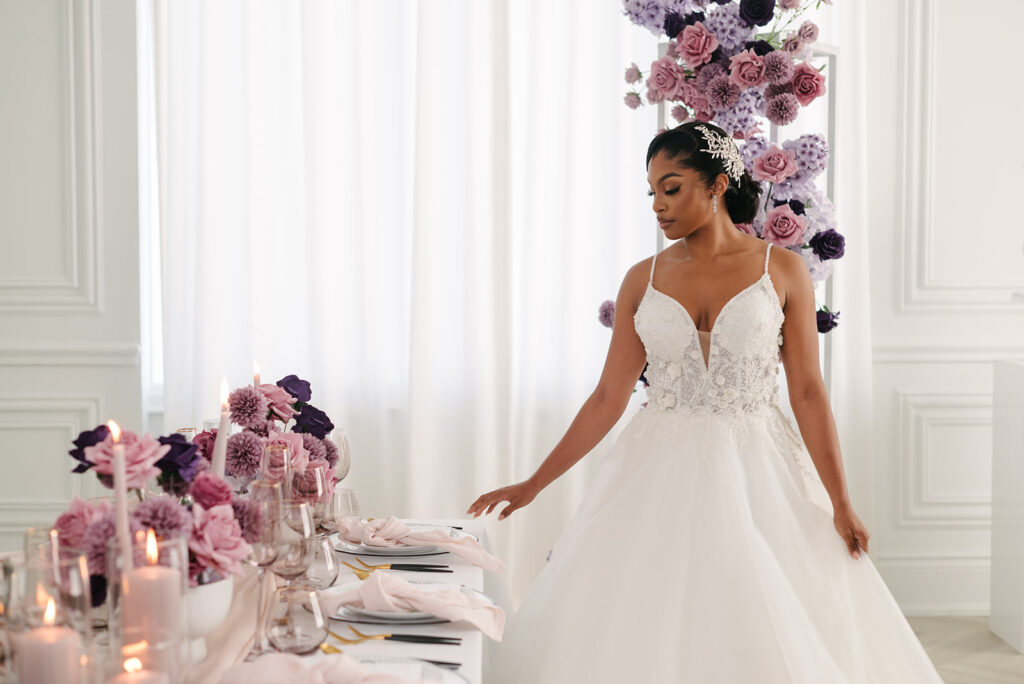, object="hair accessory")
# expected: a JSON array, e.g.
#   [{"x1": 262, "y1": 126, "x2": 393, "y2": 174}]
[{"x1": 694, "y1": 125, "x2": 744, "y2": 185}]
